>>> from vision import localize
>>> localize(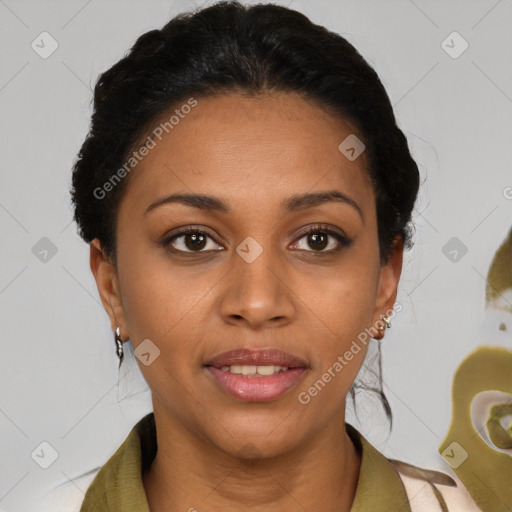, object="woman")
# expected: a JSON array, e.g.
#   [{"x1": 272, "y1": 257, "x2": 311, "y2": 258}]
[{"x1": 42, "y1": 1, "x2": 483, "y2": 510}]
